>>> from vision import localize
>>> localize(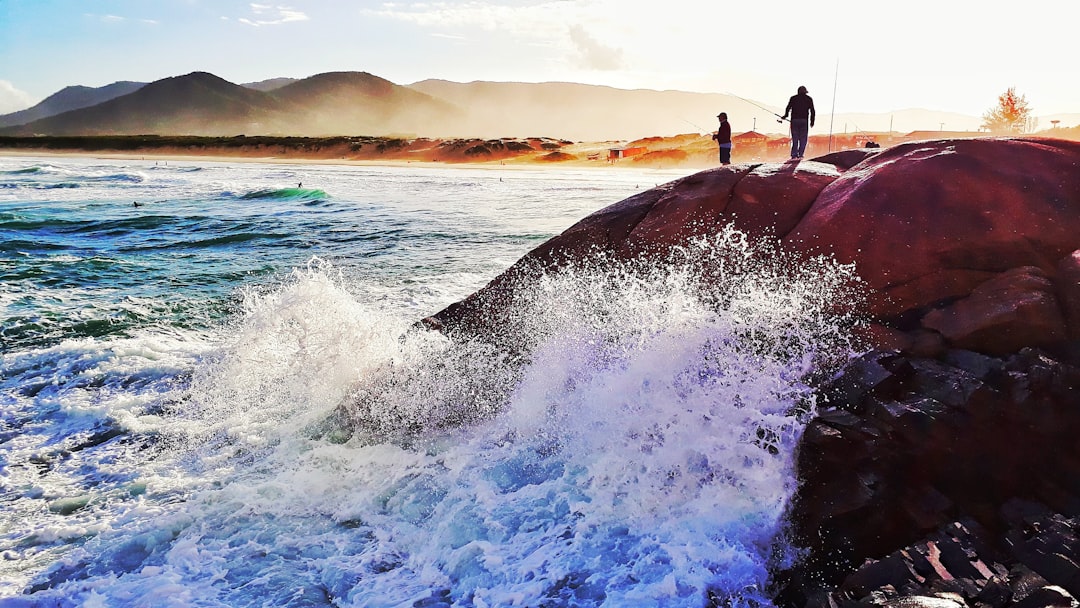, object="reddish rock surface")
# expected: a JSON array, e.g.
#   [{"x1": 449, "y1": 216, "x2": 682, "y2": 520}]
[
  {"x1": 784, "y1": 138, "x2": 1080, "y2": 322},
  {"x1": 921, "y1": 267, "x2": 1066, "y2": 355},
  {"x1": 426, "y1": 137, "x2": 1080, "y2": 357}
]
